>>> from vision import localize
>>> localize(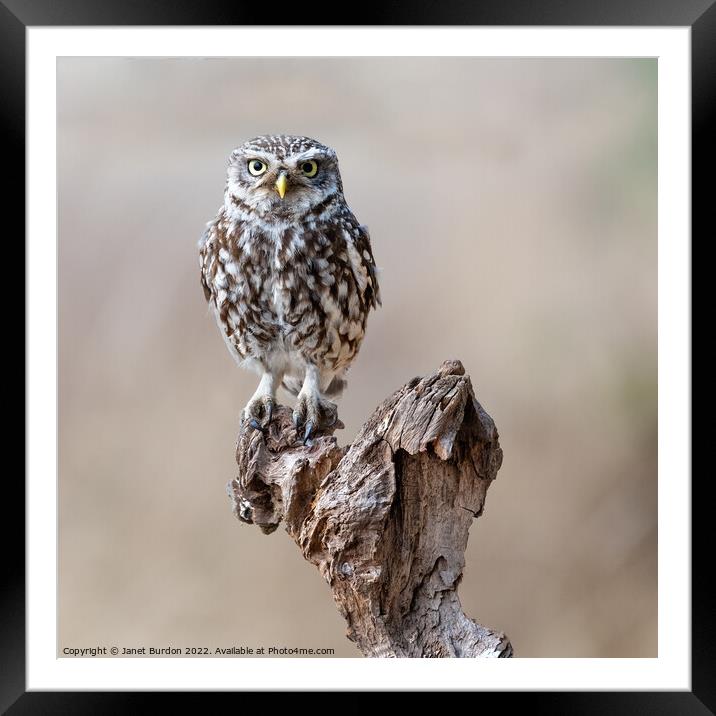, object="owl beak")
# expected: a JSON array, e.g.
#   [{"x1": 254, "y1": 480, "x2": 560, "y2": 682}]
[{"x1": 274, "y1": 173, "x2": 288, "y2": 200}]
